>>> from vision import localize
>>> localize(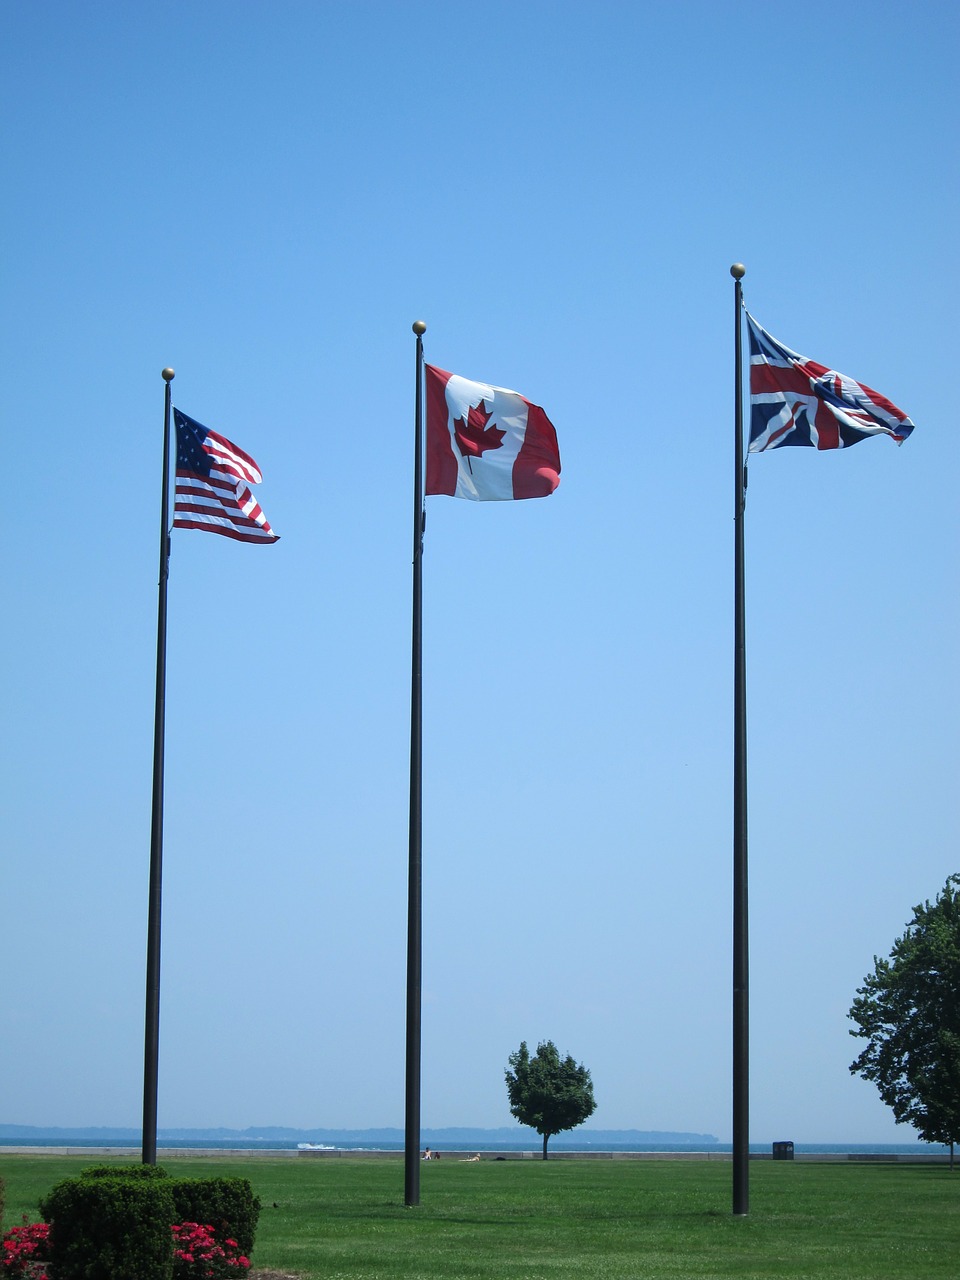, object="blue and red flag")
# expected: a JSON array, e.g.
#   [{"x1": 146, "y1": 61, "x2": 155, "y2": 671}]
[
  {"x1": 746, "y1": 314, "x2": 915, "y2": 452},
  {"x1": 173, "y1": 409, "x2": 279, "y2": 543}
]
